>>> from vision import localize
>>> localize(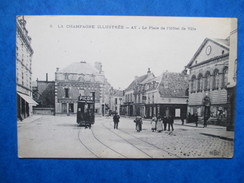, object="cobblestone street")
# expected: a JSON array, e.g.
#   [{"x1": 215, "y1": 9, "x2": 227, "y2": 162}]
[{"x1": 18, "y1": 115, "x2": 234, "y2": 159}]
